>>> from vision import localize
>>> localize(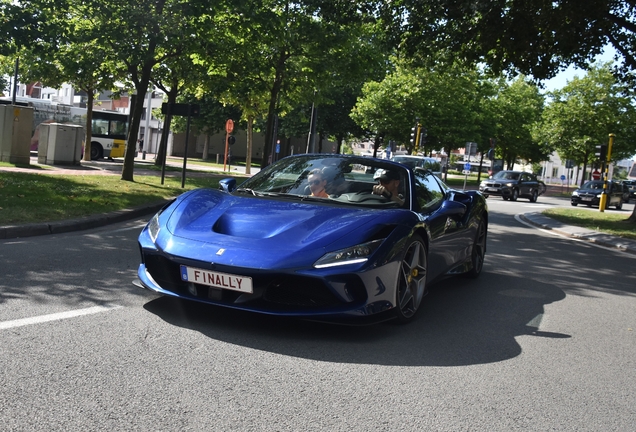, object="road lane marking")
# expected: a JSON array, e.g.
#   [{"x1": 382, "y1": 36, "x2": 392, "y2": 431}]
[{"x1": 0, "y1": 304, "x2": 122, "y2": 330}]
